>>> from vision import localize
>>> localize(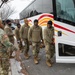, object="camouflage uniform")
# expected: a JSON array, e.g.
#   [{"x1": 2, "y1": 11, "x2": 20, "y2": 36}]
[
  {"x1": 44, "y1": 27, "x2": 55, "y2": 61},
  {"x1": 15, "y1": 27, "x2": 22, "y2": 50},
  {"x1": 4, "y1": 25, "x2": 15, "y2": 57},
  {"x1": 4, "y1": 25, "x2": 14, "y2": 44},
  {"x1": 28, "y1": 25, "x2": 43, "y2": 57},
  {"x1": 20, "y1": 24, "x2": 30, "y2": 55},
  {"x1": 0, "y1": 28, "x2": 17, "y2": 75}
]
